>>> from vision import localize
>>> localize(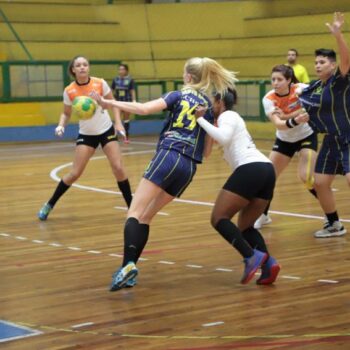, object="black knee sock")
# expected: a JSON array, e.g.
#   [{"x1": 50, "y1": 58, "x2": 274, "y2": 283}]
[
  {"x1": 326, "y1": 211, "x2": 339, "y2": 225},
  {"x1": 48, "y1": 180, "x2": 70, "y2": 207},
  {"x1": 122, "y1": 217, "x2": 149, "y2": 266},
  {"x1": 117, "y1": 179, "x2": 132, "y2": 208},
  {"x1": 263, "y1": 202, "x2": 270, "y2": 216},
  {"x1": 215, "y1": 219, "x2": 253, "y2": 258},
  {"x1": 308, "y1": 188, "x2": 318, "y2": 198},
  {"x1": 124, "y1": 121, "x2": 130, "y2": 138},
  {"x1": 134, "y1": 223, "x2": 149, "y2": 264},
  {"x1": 242, "y1": 227, "x2": 269, "y2": 256}
]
